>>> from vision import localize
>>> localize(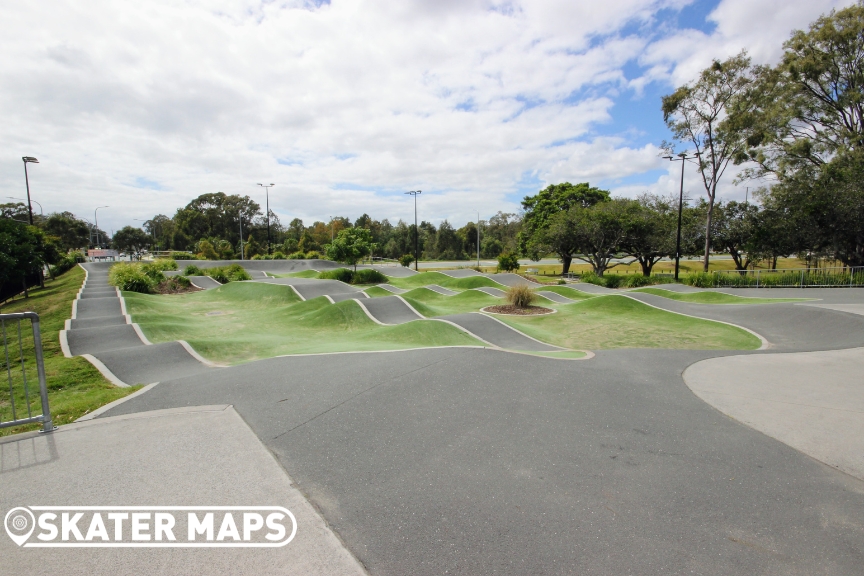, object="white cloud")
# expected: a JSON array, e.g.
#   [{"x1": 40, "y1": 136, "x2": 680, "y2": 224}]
[{"x1": 0, "y1": 0, "x2": 853, "y2": 233}]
